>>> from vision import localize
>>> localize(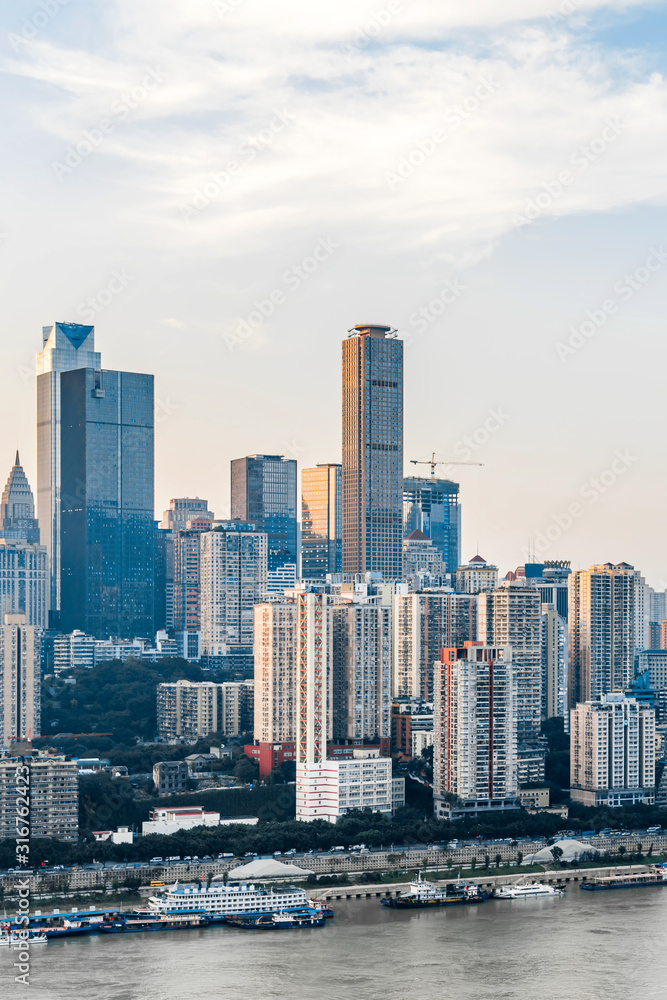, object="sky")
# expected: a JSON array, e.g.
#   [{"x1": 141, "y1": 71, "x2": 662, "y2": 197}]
[{"x1": 1, "y1": 0, "x2": 667, "y2": 584}]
